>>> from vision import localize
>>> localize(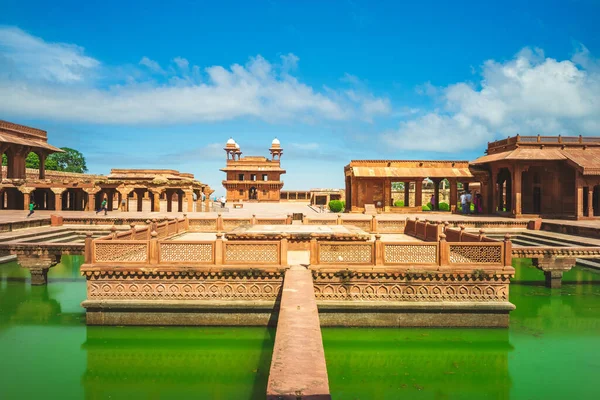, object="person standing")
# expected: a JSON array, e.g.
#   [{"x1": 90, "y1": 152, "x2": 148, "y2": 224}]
[
  {"x1": 27, "y1": 200, "x2": 35, "y2": 217},
  {"x1": 465, "y1": 191, "x2": 473, "y2": 214},
  {"x1": 430, "y1": 194, "x2": 436, "y2": 211},
  {"x1": 96, "y1": 198, "x2": 108, "y2": 216},
  {"x1": 460, "y1": 192, "x2": 467, "y2": 214},
  {"x1": 476, "y1": 193, "x2": 483, "y2": 214}
]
